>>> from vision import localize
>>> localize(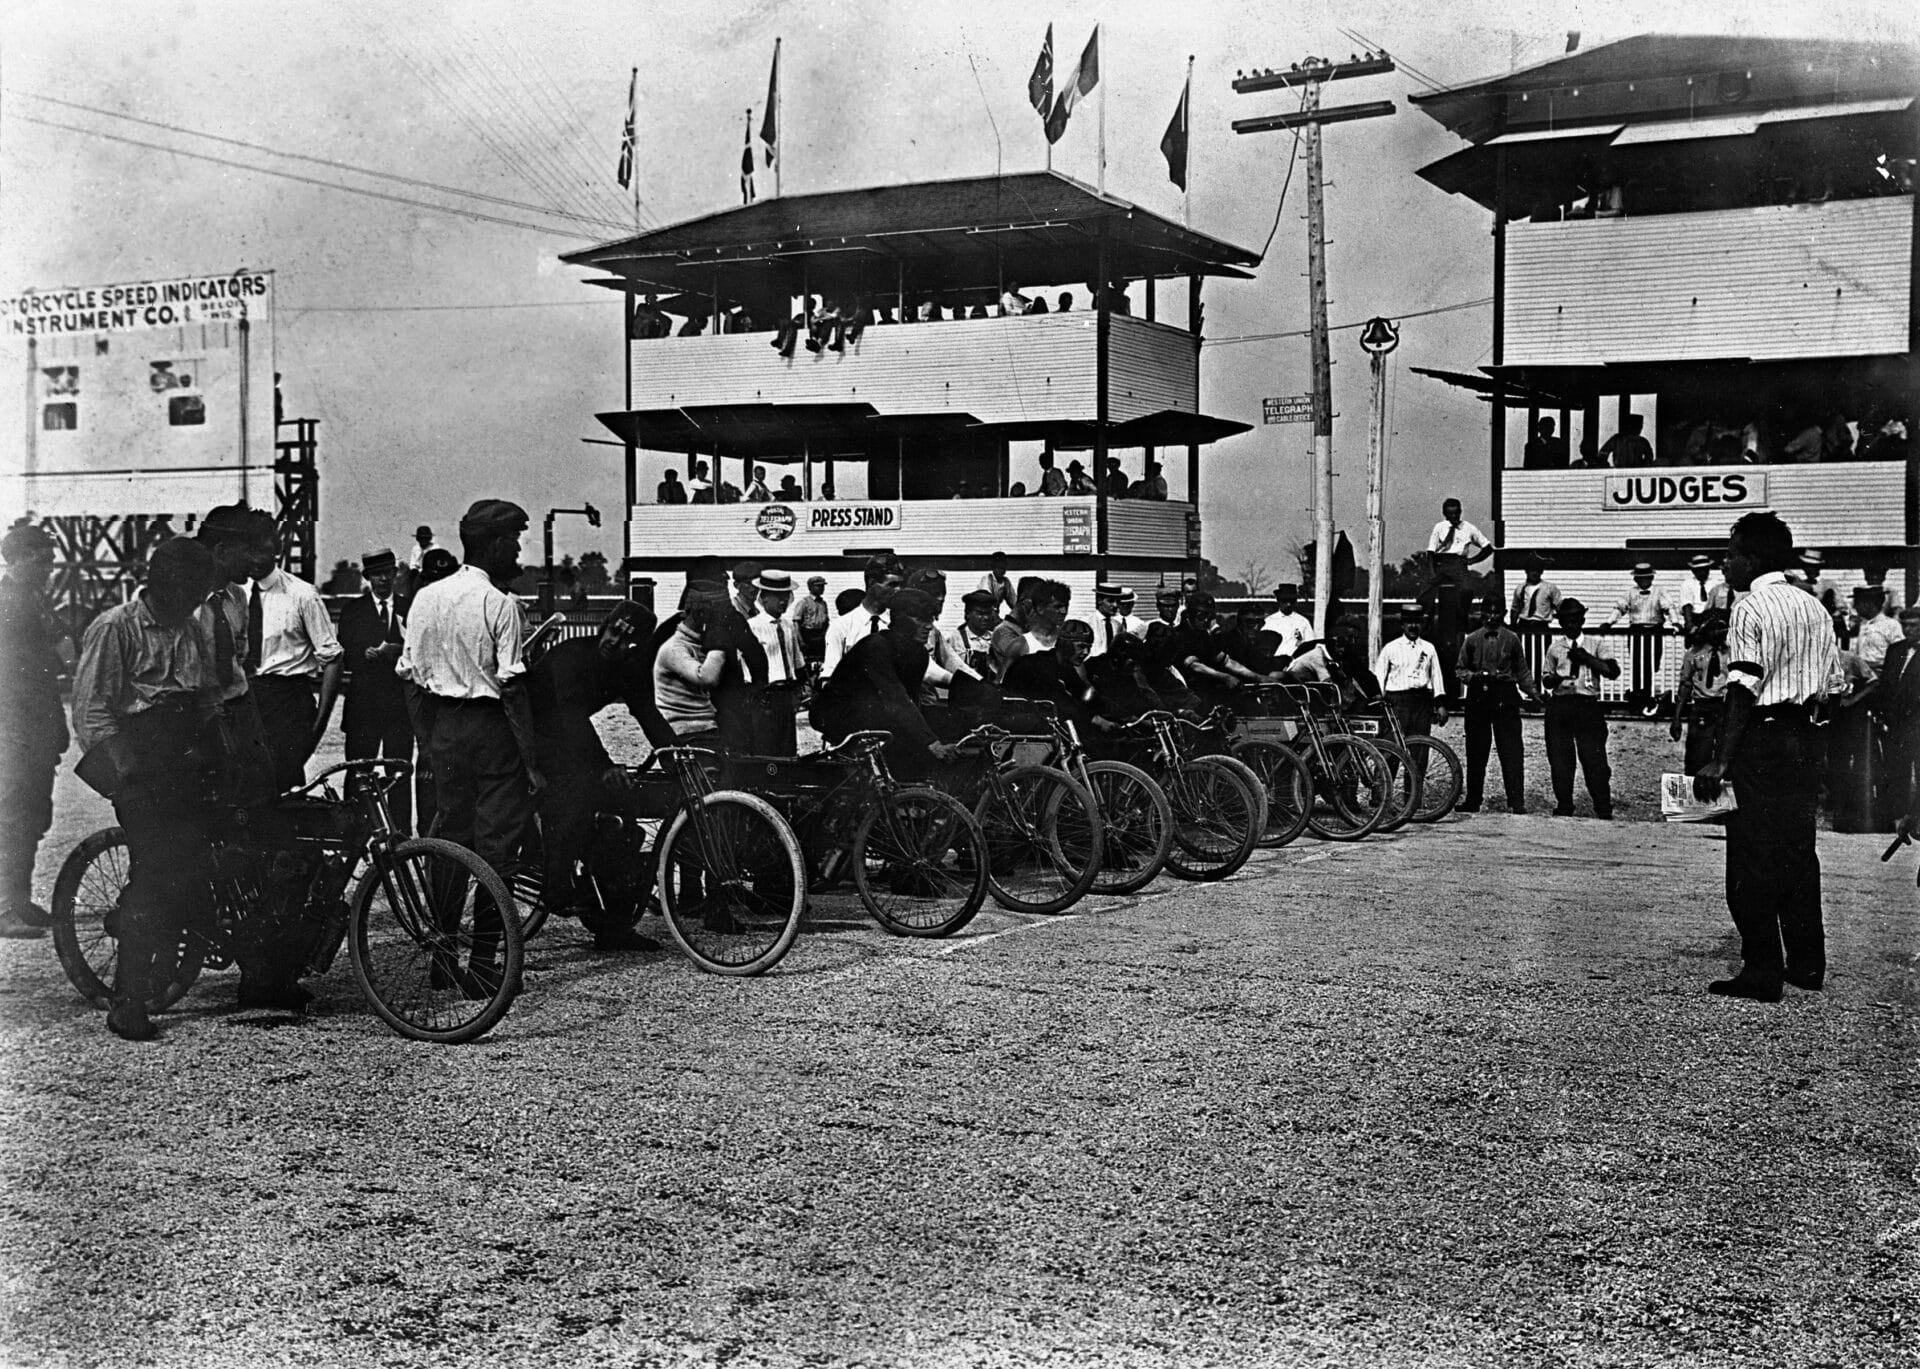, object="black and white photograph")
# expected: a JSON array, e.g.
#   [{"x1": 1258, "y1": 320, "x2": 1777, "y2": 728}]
[{"x1": 1, "y1": 1, "x2": 1916, "y2": 1364}]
